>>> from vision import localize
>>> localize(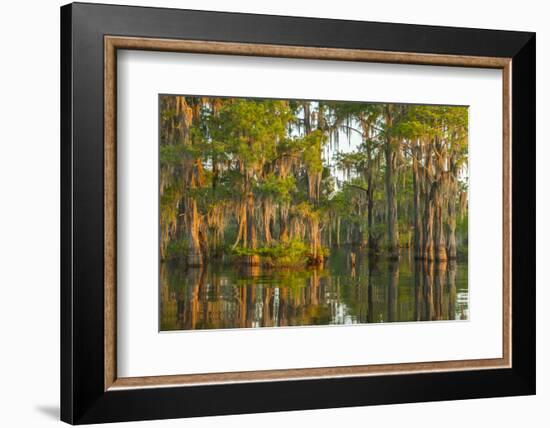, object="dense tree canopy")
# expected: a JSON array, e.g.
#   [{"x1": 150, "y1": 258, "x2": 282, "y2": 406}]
[{"x1": 159, "y1": 96, "x2": 468, "y2": 268}]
